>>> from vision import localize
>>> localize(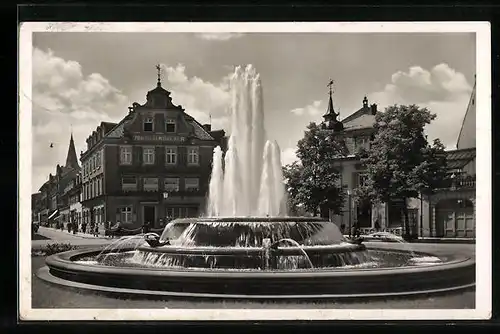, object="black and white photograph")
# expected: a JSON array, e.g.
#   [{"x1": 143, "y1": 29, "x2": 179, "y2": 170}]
[{"x1": 18, "y1": 22, "x2": 491, "y2": 321}]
